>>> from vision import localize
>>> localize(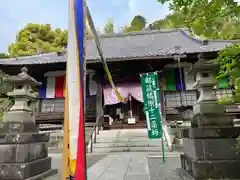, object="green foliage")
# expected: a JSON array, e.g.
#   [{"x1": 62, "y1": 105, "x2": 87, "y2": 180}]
[
  {"x1": 214, "y1": 44, "x2": 240, "y2": 102},
  {"x1": 156, "y1": 0, "x2": 240, "y2": 40},
  {"x1": 217, "y1": 96, "x2": 234, "y2": 105},
  {"x1": 122, "y1": 15, "x2": 147, "y2": 32},
  {"x1": 103, "y1": 19, "x2": 114, "y2": 34},
  {"x1": 8, "y1": 23, "x2": 67, "y2": 57}
]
